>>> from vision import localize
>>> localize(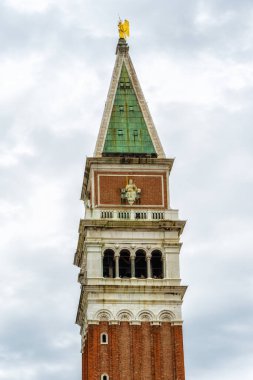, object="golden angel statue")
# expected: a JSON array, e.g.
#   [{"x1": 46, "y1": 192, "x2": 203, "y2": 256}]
[{"x1": 118, "y1": 19, "x2": 130, "y2": 39}]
